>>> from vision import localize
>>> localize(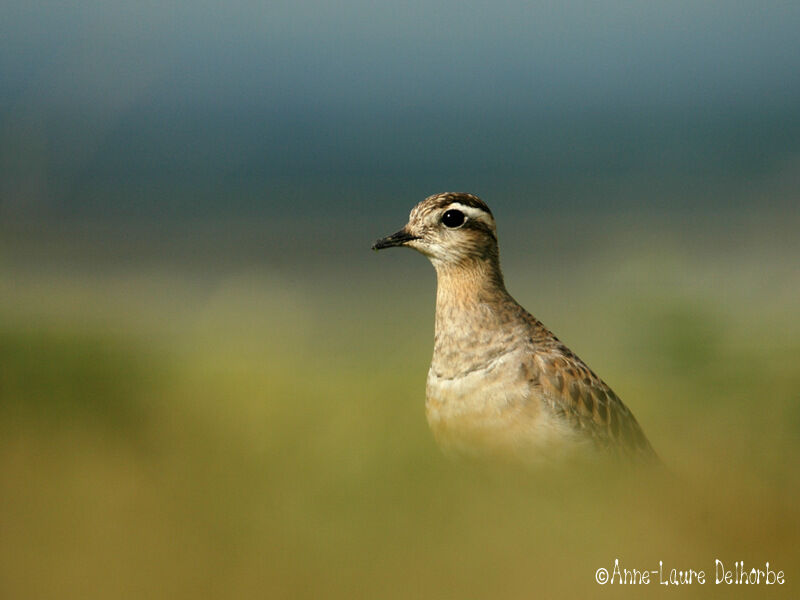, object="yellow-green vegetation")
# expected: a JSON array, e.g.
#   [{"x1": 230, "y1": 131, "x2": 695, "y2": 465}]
[{"x1": 1, "y1": 220, "x2": 798, "y2": 599}]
